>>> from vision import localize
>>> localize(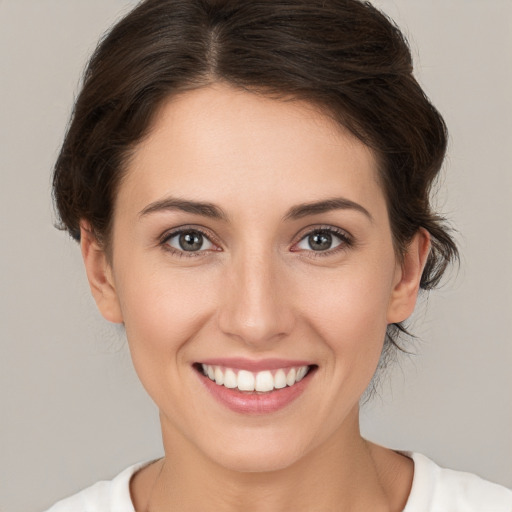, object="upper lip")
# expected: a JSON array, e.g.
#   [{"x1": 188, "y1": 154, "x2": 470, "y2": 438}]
[{"x1": 197, "y1": 358, "x2": 314, "y2": 372}]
